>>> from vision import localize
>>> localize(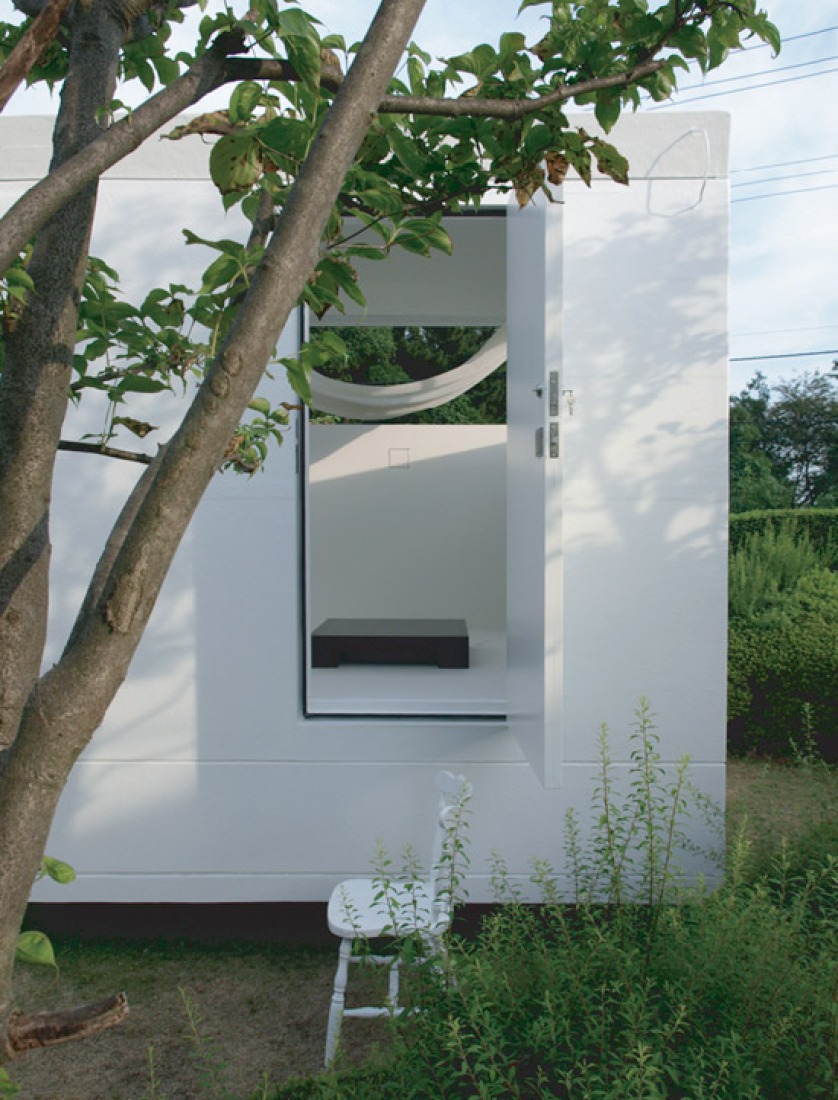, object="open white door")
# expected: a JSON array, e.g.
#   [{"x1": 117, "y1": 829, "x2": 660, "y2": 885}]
[{"x1": 506, "y1": 201, "x2": 564, "y2": 787}]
